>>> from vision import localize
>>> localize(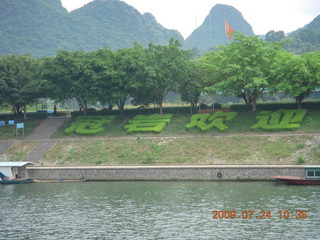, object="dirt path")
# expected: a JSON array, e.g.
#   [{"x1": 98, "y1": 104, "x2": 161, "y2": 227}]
[
  {"x1": 22, "y1": 117, "x2": 69, "y2": 162},
  {"x1": 26, "y1": 117, "x2": 69, "y2": 140}
]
